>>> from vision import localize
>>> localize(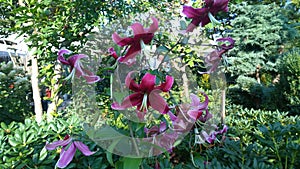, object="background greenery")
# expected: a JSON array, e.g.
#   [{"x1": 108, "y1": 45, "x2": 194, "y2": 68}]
[{"x1": 0, "y1": 0, "x2": 299, "y2": 168}]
